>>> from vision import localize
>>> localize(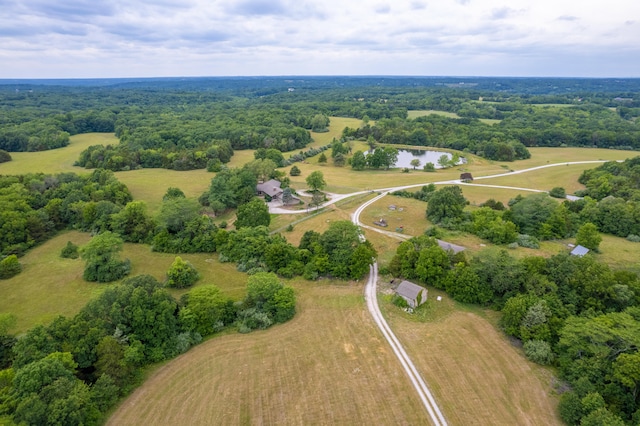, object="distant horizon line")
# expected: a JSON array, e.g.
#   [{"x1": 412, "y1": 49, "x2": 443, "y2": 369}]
[{"x1": 2, "y1": 75, "x2": 640, "y2": 81}]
